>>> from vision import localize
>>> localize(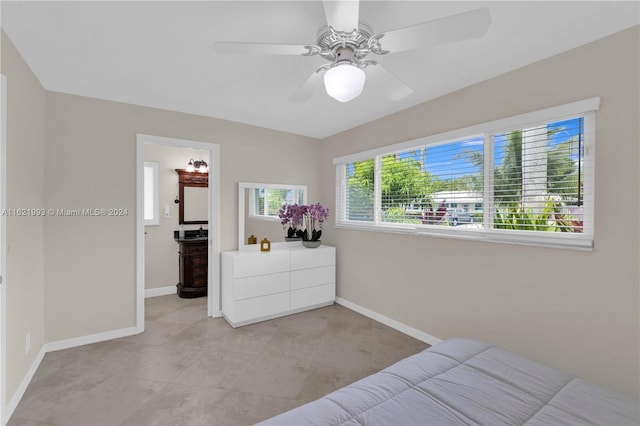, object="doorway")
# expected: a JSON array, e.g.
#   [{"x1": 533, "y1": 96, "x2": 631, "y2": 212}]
[{"x1": 135, "y1": 134, "x2": 220, "y2": 333}]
